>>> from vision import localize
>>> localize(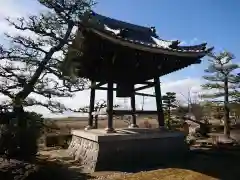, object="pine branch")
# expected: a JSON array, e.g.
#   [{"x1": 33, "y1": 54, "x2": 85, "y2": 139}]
[
  {"x1": 202, "y1": 51, "x2": 240, "y2": 104},
  {"x1": 0, "y1": 0, "x2": 95, "y2": 114},
  {"x1": 23, "y1": 97, "x2": 71, "y2": 113},
  {"x1": 201, "y1": 83, "x2": 224, "y2": 89},
  {"x1": 201, "y1": 91, "x2": 238, "y2": 101},
  {"x1": 6, "y1": 15, "x2": 66, "y2": 44},
  {"x1": 39, "y1": 0, "x2": 95, "y2": 22},
  {"x1": 201, "y1": 92, "x2": 225, "y2": 99},
  {"x1": 0, "y1": 101, "x2": 12, "y2": 112},
  {"x1": 202, "y1": 74, "x2": 224, "y2": 82},
  {"x1": 208, "y1": 51, "x2": 235, "y2": 65},
  {"x1": 230, "y1": 90, "x2": 240, "y2": 103},
  {"x1": 4, "y1": 33, "x2": 47, "y2": 54},
  {"x1": 75, "y1": 100, "x2": 119, "y2": 114}
]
